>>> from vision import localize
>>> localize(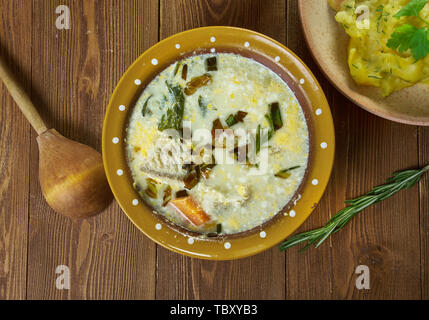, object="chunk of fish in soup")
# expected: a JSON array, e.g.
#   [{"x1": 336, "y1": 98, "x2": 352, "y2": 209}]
[{"x1": 126, "y1": 53, "x2": 309, "y2": 236}]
